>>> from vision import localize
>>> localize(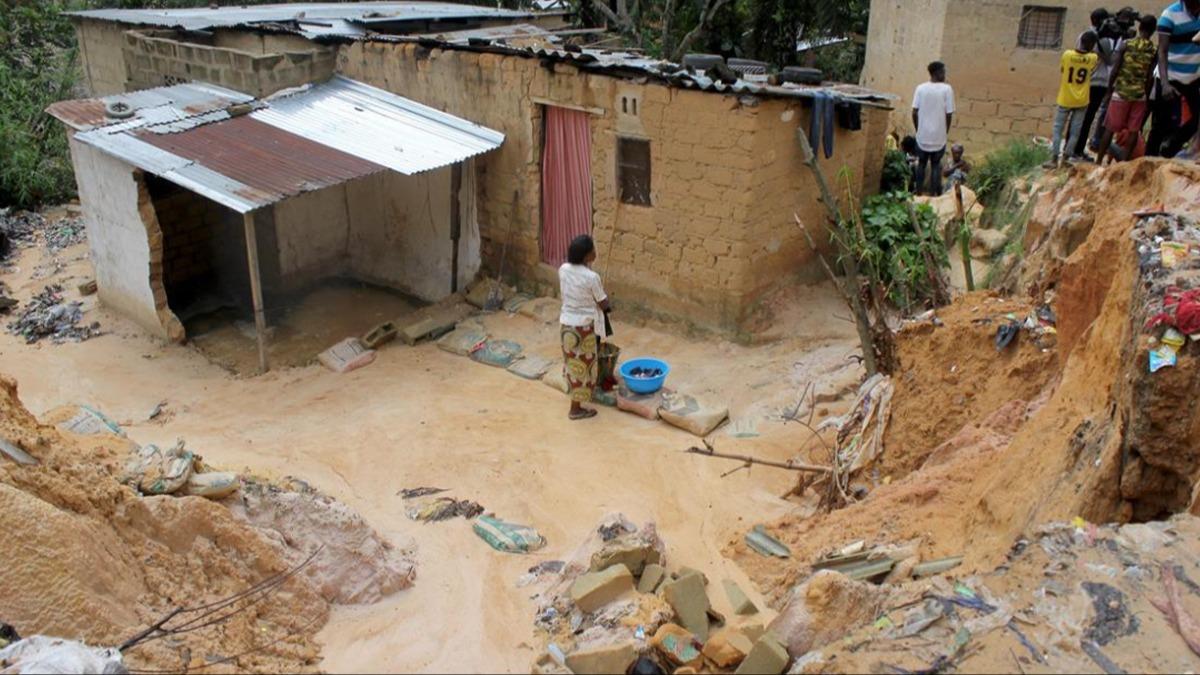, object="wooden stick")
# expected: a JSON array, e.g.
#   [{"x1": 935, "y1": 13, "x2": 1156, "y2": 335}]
[
  {"x1": 686, "y1": 445, "x2": 832, "y2": 474},
  {"x1": 242, "y1": 212, "x2": 269, "y2": 374}
]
